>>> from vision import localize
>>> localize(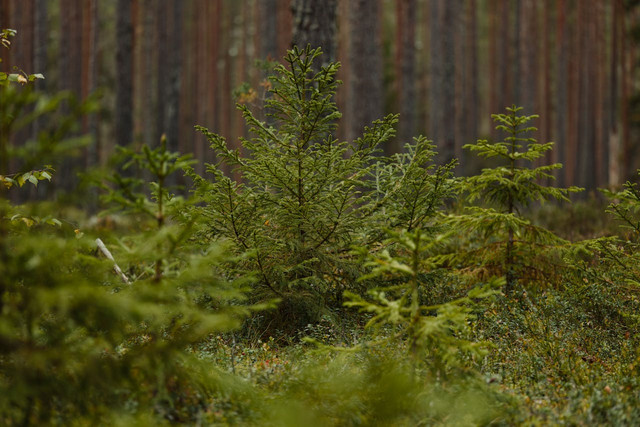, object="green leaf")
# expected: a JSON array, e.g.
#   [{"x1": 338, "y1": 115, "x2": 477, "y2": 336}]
[
  {"x1": 17, "y1": 173, "x2": 28, "y2": 187},
  {"x1": 46, "y1": 218, "x2": 62, "y2": 227}
]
